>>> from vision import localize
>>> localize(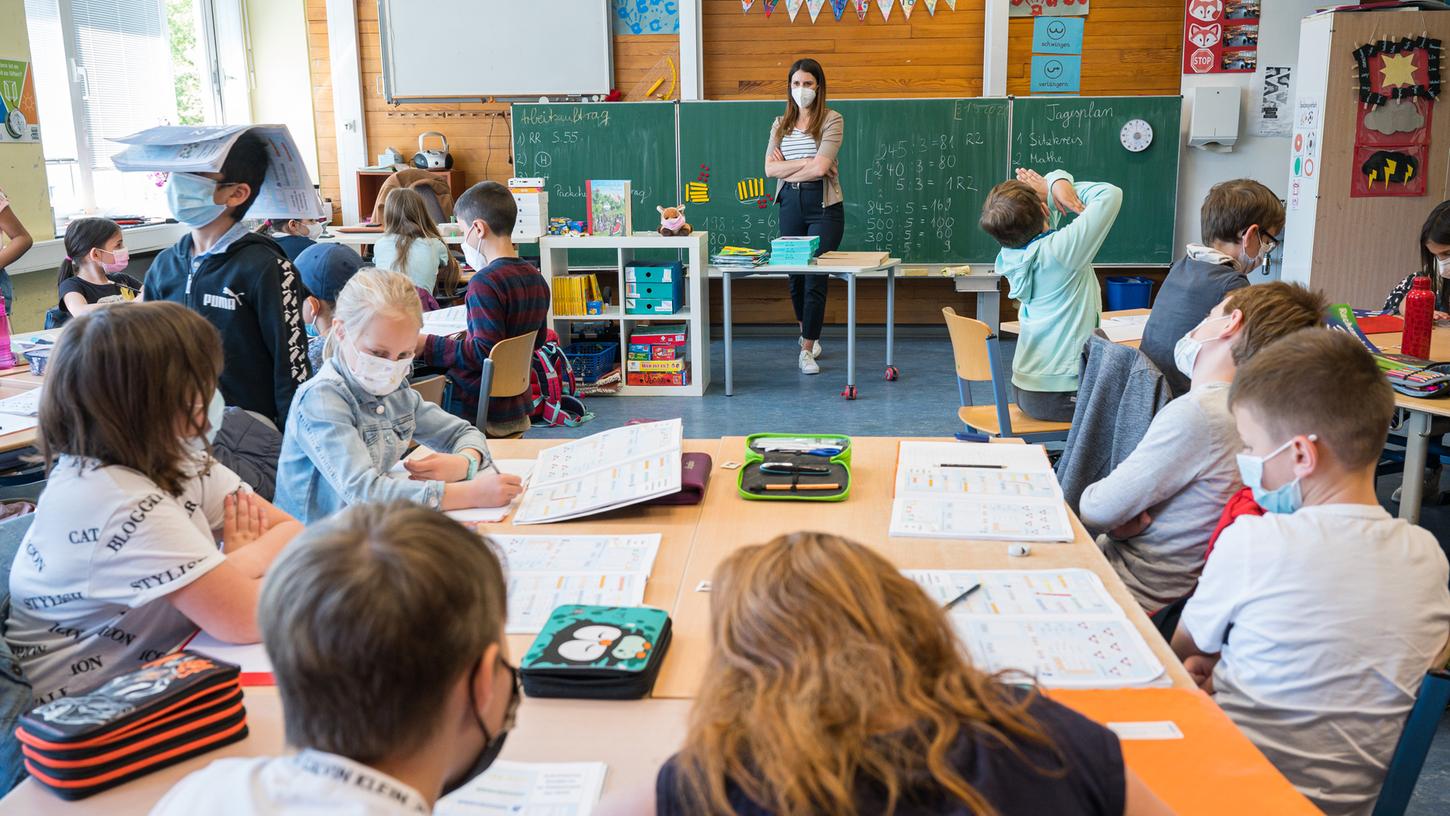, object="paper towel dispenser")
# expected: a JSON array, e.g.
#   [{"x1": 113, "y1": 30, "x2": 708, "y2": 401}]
[{"x1": 1189, "y1": 86, "x2": 1241, "y2": 150}]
